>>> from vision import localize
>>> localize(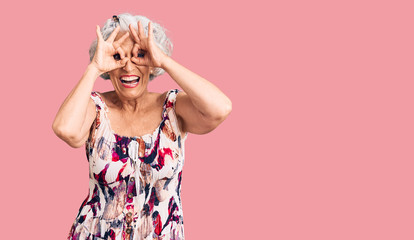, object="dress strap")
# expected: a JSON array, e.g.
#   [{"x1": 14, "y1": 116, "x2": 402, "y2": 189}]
[
  {"x1": 90, "y1": 91, "x2": 108, "y2": 114},
  {"x1": 163, "y1": 89, "x2": 188, "y2": 142},
  {"x1": 163, "y1": 89, "x2": 181, "y2": 118}
]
